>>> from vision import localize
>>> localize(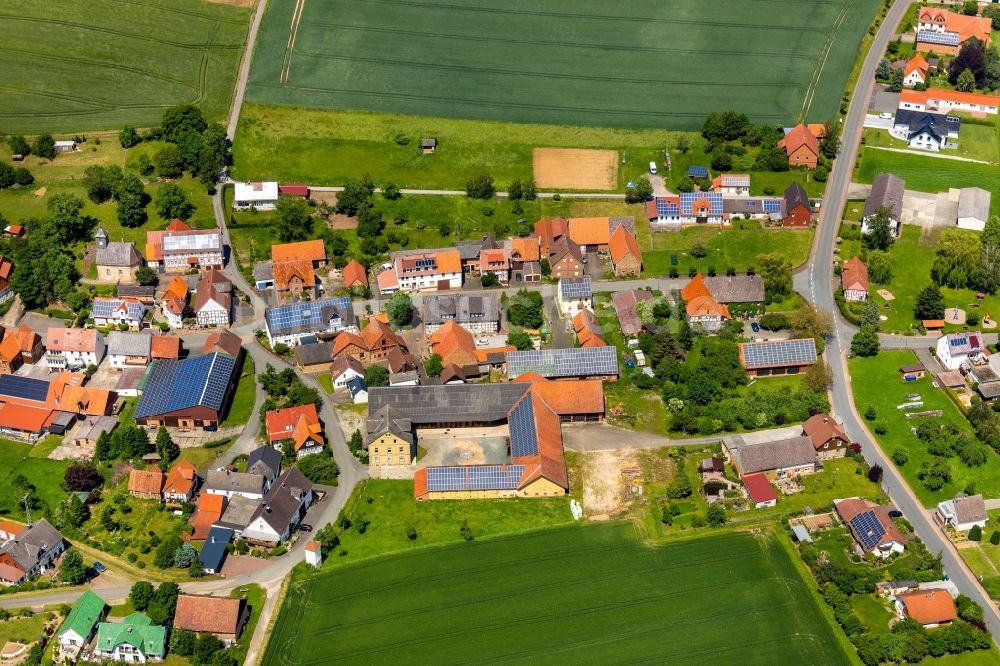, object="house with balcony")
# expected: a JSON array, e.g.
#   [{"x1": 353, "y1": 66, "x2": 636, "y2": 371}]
[
  {"x1": 107, "y1": 331, "x2": 152, "y2": 370},
  {"x1": 45, "y1": 328, "x2": 105, "y2": 370}
]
